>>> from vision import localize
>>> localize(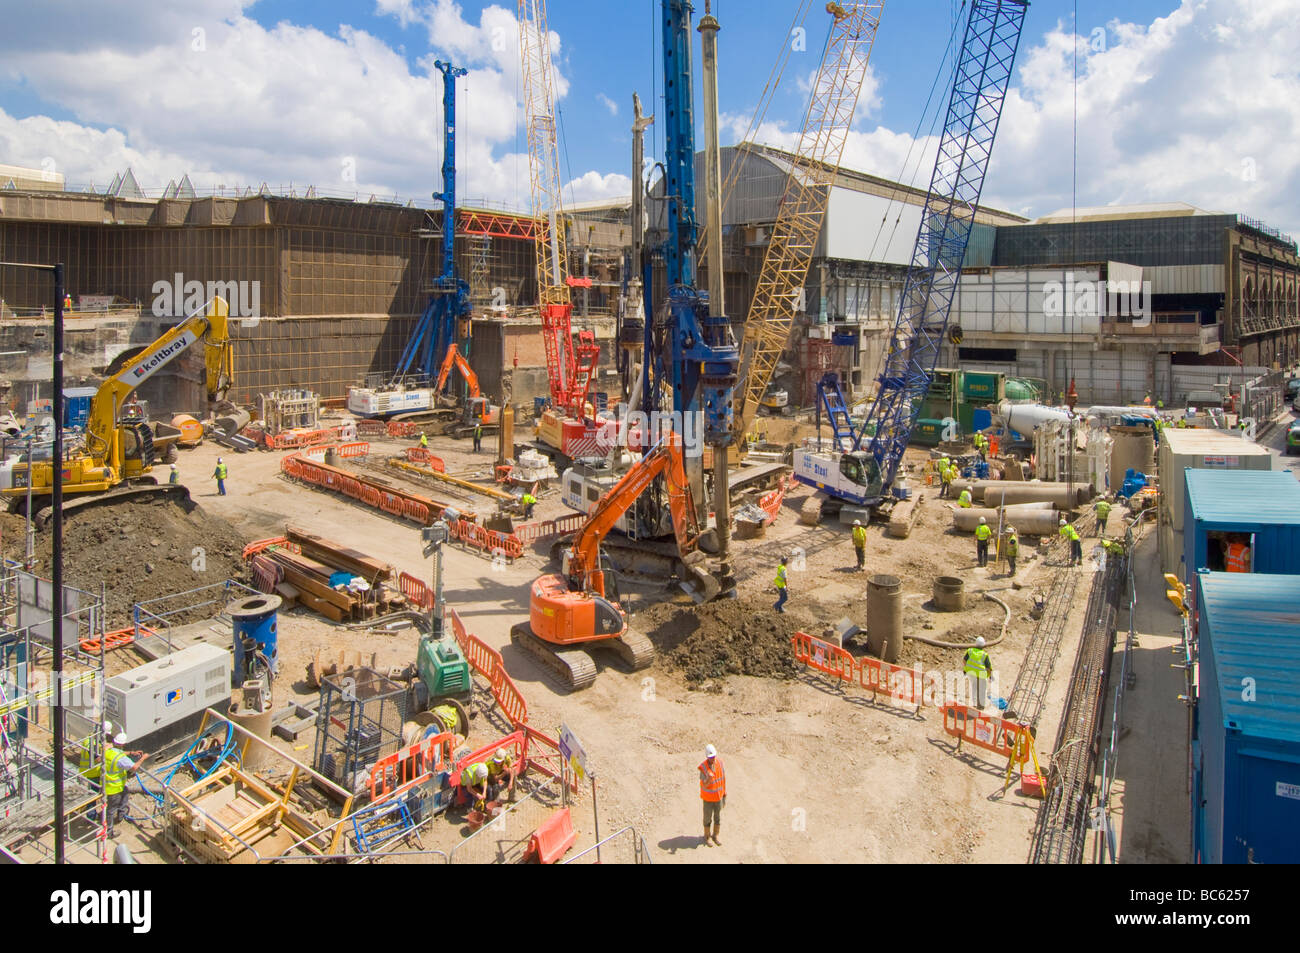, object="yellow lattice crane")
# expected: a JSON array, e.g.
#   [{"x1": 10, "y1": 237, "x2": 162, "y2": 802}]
[{"x1": 733, "y1": 2, "x2": 885, "y2": 439}]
